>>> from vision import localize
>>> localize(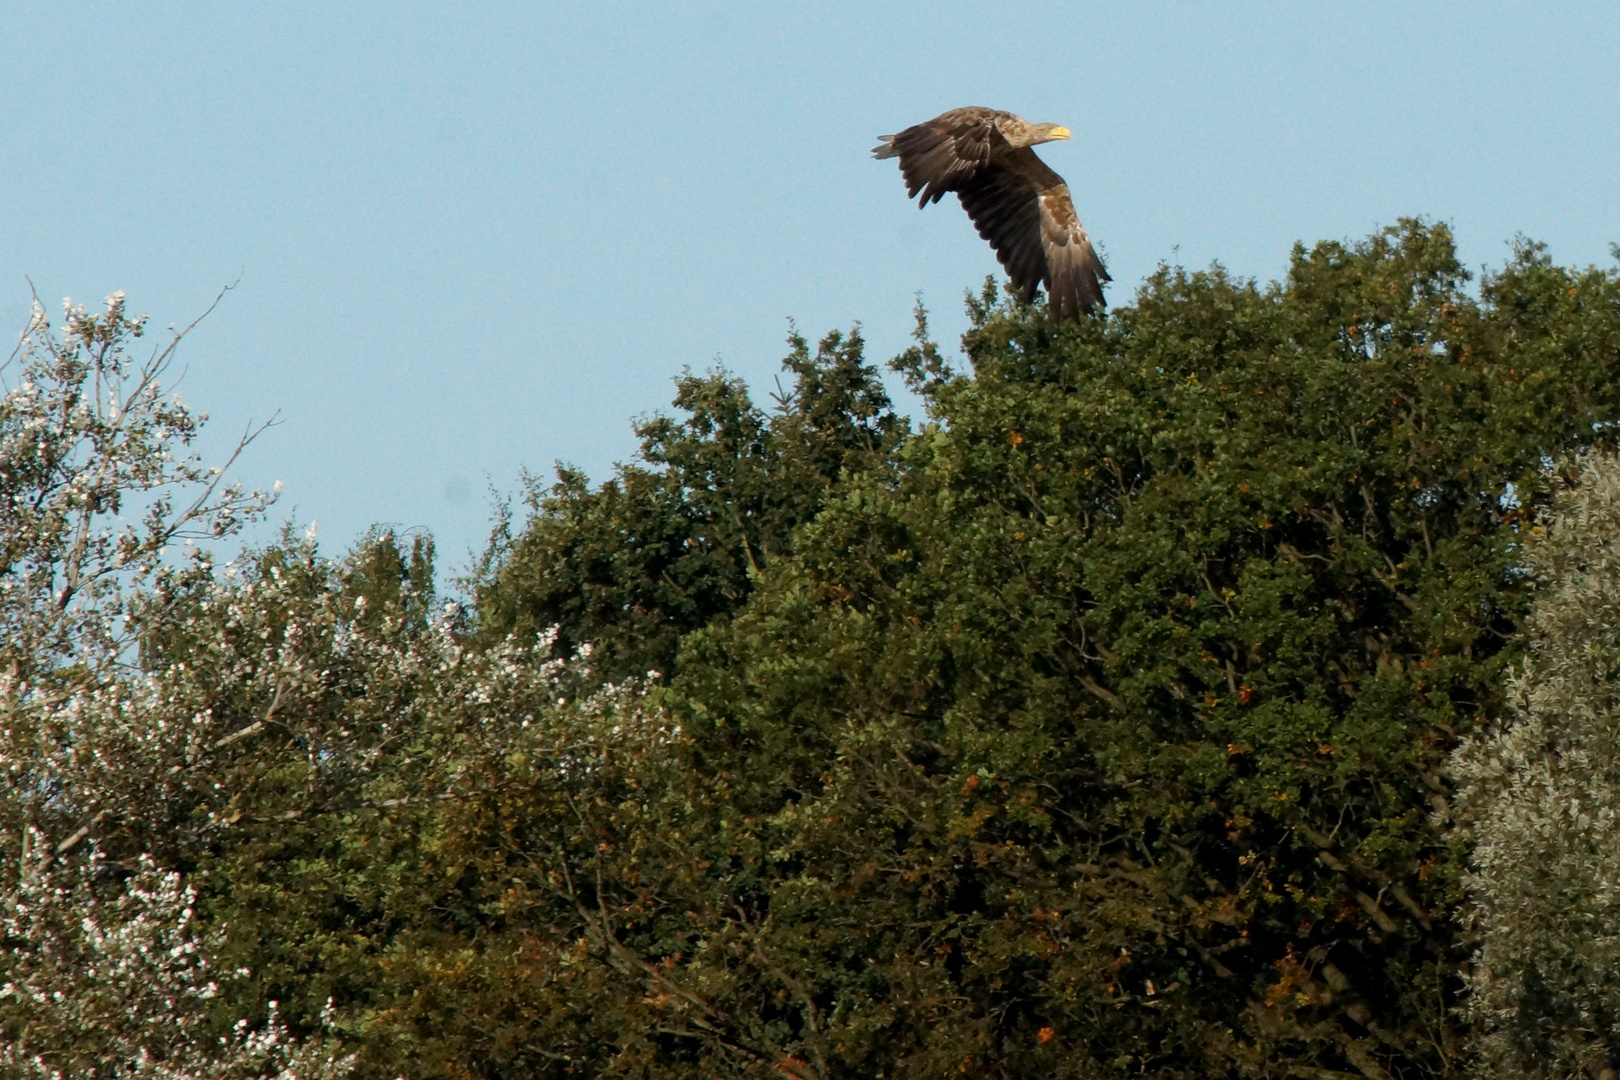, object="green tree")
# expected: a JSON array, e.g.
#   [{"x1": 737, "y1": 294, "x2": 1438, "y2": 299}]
[
  {"x1": 413, "y1": 220, "x2": 1620, "y2": 1080},
  {"x1": 129, "y1": 530, "x2": 660, "y2": 1080},
  {"x1": 475, "y1": 326, "x2": 904, "y2": 683}
]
